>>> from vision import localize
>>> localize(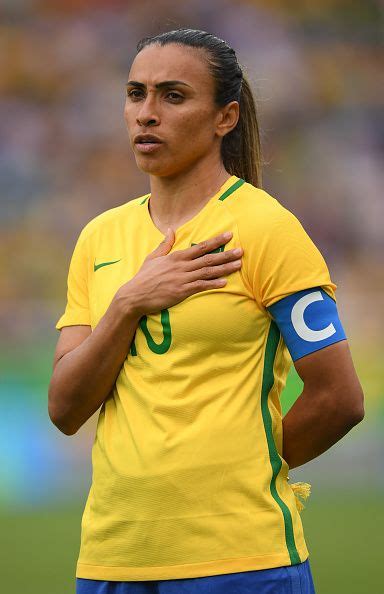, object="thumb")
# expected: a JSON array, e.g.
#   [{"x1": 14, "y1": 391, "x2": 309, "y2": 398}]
[{"x1": 152, "y1": 227, "x2": 175, "y2": 257}]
